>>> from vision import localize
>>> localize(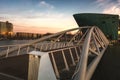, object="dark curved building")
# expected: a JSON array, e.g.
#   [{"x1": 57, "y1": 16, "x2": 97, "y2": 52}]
[{"x1": 73, "y1": 13, "x2": 119, "y2": 40}]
